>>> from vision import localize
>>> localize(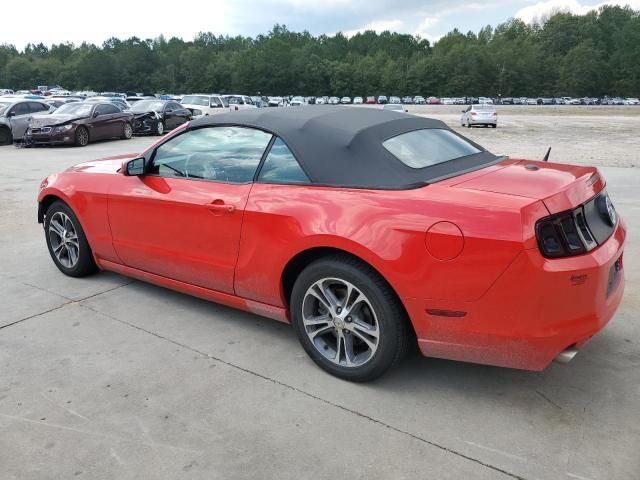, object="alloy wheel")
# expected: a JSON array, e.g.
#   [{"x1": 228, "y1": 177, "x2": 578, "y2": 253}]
[
  {"x1": 77, "y1": 128, "x2": 89, "y2": 146},
  {"x1": 302, "y1": 277, "x2": 380, "y2": 367},
  {"x1": 124, "y1": 123, "x2": 132, "y2": 139},
  {"x1": 48, "y1": 211, "x2": 80, "y2": 268}
]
